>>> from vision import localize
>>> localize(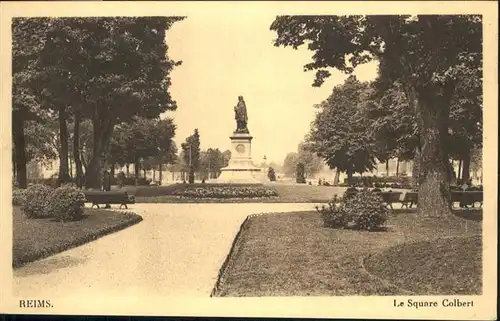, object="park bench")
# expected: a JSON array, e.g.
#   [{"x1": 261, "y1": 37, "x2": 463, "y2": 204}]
[
  {"x1": 84, "y1": 191, "x2": 135, "y2": 209},
  {"x1": 451, "y1": 191, "x2": 483, "y2": 208},
  {"x1": 401, "y1": 192, "x2": 418, "y2": 209},
  {"x1": 378, "y1": 192, "x2": 403, "y2": 209}
]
